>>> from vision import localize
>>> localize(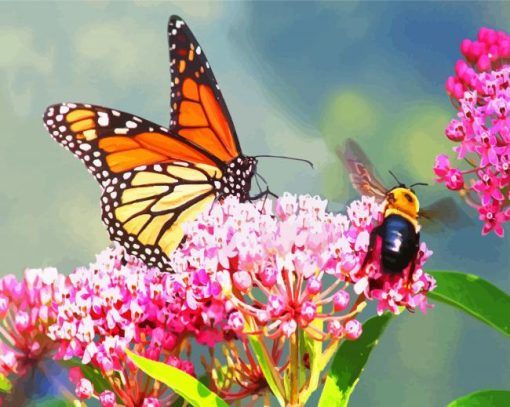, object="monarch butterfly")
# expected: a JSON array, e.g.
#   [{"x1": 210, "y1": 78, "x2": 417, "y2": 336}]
[{"x1": 43, "y1": 16, "x2": 266, "y2": 272}]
